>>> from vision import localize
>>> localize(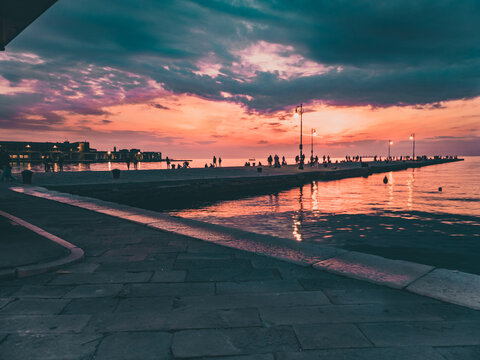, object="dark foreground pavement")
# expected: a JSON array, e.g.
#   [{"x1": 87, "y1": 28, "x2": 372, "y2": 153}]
[
  {"x1": 0, "y1": 217, "x2": 68, "y2": 273},
  {"x1": 1, "y1": 187, "x2": 480, "y2": 359}
]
